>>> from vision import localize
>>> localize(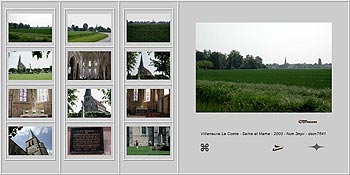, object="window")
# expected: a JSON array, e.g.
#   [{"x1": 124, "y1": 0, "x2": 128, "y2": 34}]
[
  {"x1": 37, "y1": 89, "x2": 48, "y2": 102},
  {"x1": 141, "y1": 127, "x2": 147, "y2": 135},
  {"x1": 133, "y1": 89, "x2": 138, "y2": 101},
  {"x1": 164, "y1": 89, "x2": 170, "y2": 96},
  {"x1": 144, "y1": 89, "x2": 150, "y2": 102},
  {"x1": 19, "y1": 89, "x2": 27, "y2": 102},
  {"x1": 88, "y1": 60, "x2": 91, "y2": 67}
]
